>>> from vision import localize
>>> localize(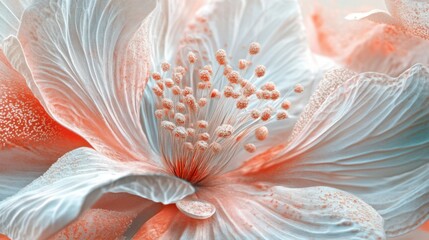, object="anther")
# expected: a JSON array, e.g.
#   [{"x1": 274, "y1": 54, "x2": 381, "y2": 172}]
[
  {"x1": 244, "y1": 143, "x2": 256, "y2": 153},
  {"x1": 270, "y1": 90, "x2": 280, "y2": 100},
  {"x1": 176, "y1": 103, "x2": 186, "y2": 112},
  {"x1": 250, "y1": 109, "x2": 260, "y2": 119},
  {"x1": 216, "y1": 49, "x2": 227, "y2": 65},
  {"x1": 198, "y1": 98, "x2": 207, "y2": 107},
  {"x1": 216, "y1": 124, "x2": 234, "y2": 138},
  {"x1": 161, "y1": 121, "x2": 176, "y2": 131},
  {"x1": 172, "y1": 86, "x2": 181, "y2": 95},
  {"x1": 197, "y1": 120, "x2": 208, "y2": 129},
  {"x1": 152, "y1": 86, "x2": 163, "y2": 97},
  {"x1": 199, "y1": 70, "x2": 211, "y2": 82},
  {"x1": 203, "y1": 65, "x2": 213, "y2": 75},
  {"x1": 255, "y1": 65, "x2": 266, "y2": 78},
  {"x1": 198, "y1": 132, "x2": 210, "y2": 141},
  {"x1": 294, "y1": 84, "x2": 304, "y2": 93},
  {"x1": 255, "y1": 126, "x2": 268, "y2": 141},
  {"x1": 227, "y1": 71, "x2": 240, "y2": 84},
  {"x1": 162, "y1": 98, "x2": 174, "y2": 110},
  {"x1": 173, "y1": 126, "x2": 188, "y2": 138},
  {"x1": 155, "y1": 109, "x2": 164, "y2": 119},
  {"x1": 195, "y1": 141, "x2": 209, "y2": 151},
  {"x1": 224, "y1": 86, "x2": 234, "y2": 98},
  {"x1": 183, "y1": 87, "x2": 193, "y2": 96},
  {"x1": 152, "y1": 72, "x2": 162, "y2": 81},
  {"x1": 187, "y1": 128, "x2": 196, "y2": 137},
  {"x1": 174, "y1": 66, "x2": 186, "y2": 75},
  {"x1": 276, "y1": 110, "x2": 288, "y2": 120},
  {"x1": 238, "y1": 59, "x2": 248, "y2": 70},
  {"x1": 281, "y1": 100, "x2": 291, "y2": 110},
  {"x1": 161, "y1": 62, "x2": 171, "y2": 72},
  {"x1": 188, "y1": 52, "x2": 197, "y2": 64},
  {"x1": 243, "y1": 84, "x2": 256, "y2": 97},
  {"x1": 232, "y1": 91, "x2": 241, "y2": 99},
  {"x1": 164, "y1": 78, "x2": 174, "y2": 88},
  {"x1": 174, "y1": 113, "x2": 186, "y2": 125},
  {"x1": 173, "y1": 72, "x2": 183, "y2": 84},
  {"x1": 236, "y1": 97, "x2": 249, "y2": 109},
  {"x1": 264, "y1": 82, "x2": 276, "y2": 91},
  {"x1": 184, "y1": 95, "x2": 198, "y2": 111},
  {"x1": 223, "y1": 65, "x2": 233, "y2": 76},
  {"x1": 261, "y1": 108, "x2": 272, "y2": 121},
  {"x1": 249, "y1": 42, "x2": 261, "y2": 55},
  {"x1": 211, "y1": 89, "x2": 221, "y2": 98}
]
